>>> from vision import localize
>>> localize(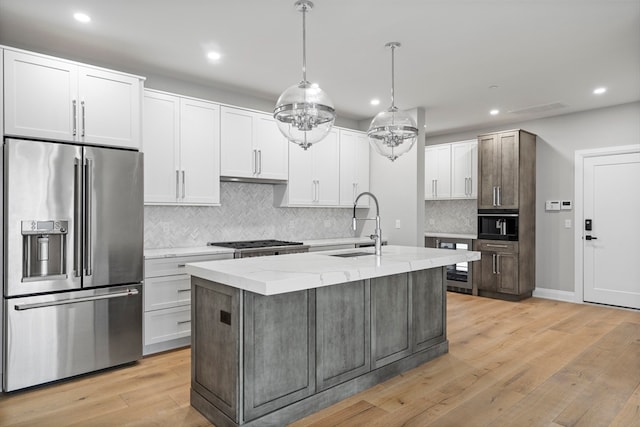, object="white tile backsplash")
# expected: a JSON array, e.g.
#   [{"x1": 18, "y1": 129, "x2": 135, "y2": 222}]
[
  {"x1": 424, "y1": 199, "x2": 477, "y2": 234},
  {"x1": 144, "y1": 182, "x2": 356, "y2": 248}
]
